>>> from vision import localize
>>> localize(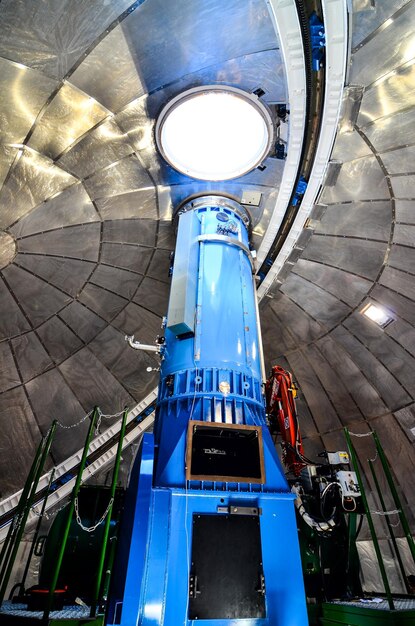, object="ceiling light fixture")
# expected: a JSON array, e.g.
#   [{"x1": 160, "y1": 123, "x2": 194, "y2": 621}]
[
  {"x1": 361, "y1": 303, "x2": 394, "y2": 328},
  {"x1": 155, "y1": 85, "x2": 273, "y2": 181}
]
